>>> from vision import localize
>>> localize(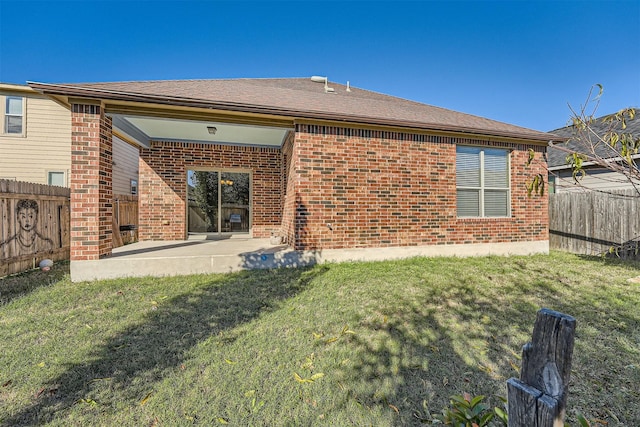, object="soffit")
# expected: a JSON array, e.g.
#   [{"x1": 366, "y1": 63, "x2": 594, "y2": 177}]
[{"x1": 110, "y1": 114, "x2": 291, "y2": 148}]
